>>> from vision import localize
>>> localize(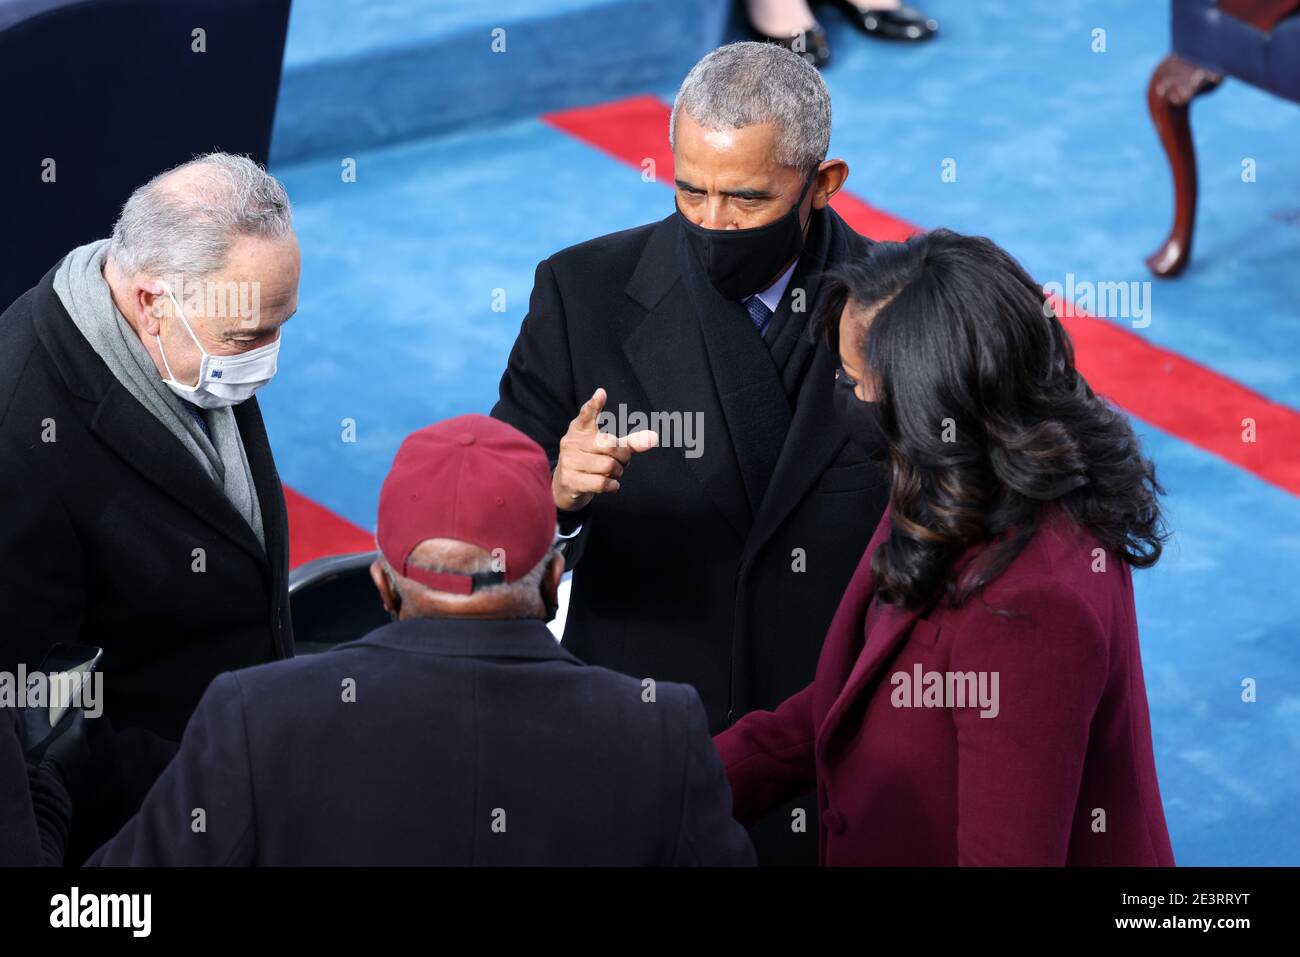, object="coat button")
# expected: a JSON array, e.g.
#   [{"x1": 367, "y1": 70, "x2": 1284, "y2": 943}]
[{"x1": 823, "y1": 809, "x2": 847, "y2": 835}]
